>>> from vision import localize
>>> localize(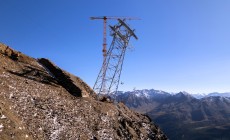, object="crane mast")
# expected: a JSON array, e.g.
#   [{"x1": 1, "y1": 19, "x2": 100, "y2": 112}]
[{"x1": 91, "y1": 16, "x2": 138, "y2": 97}]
